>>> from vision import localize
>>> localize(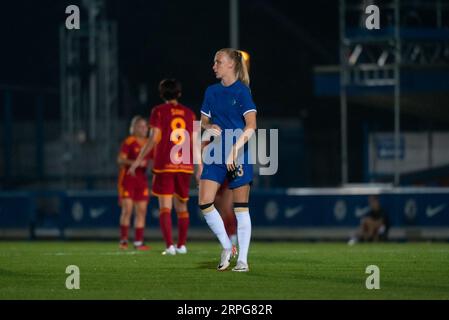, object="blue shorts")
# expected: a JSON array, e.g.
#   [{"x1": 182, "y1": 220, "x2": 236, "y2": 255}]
[{"x1": 201, "y1": 163, "x2": 253, "y2": 189}]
